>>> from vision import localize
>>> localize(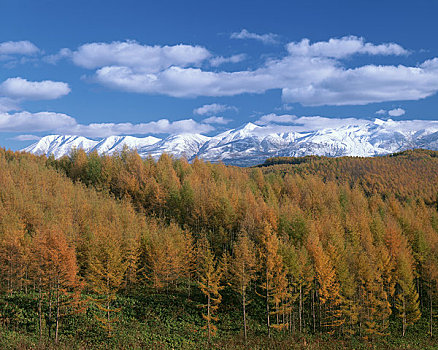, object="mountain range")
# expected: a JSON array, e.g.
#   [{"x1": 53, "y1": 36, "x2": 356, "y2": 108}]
[{"x1": 22, "y1": 118, "x2": 438, "y2": 166}]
